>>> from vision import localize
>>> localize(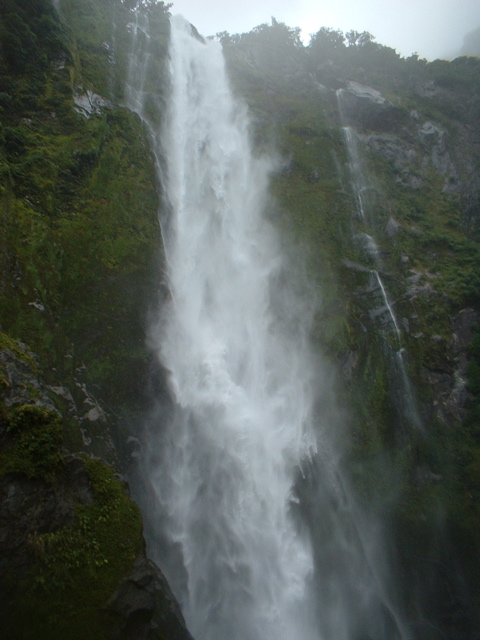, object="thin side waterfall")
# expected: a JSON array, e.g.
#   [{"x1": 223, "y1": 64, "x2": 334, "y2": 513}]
[
  {"x1": 341, "y1": 124, "x2": 402, "y2": 341},
  {"x1": 125, "y1": 12, "x2": 153, "y2": 120},
  {"x1": 341, "y1": 126, "x2": 369, "y2": 222},
  {"x1": 372, "y1": 270, "x2": 401, "y2": 338},
  {"x1": 134, "y1": 16, "x2": 320, "y2": 640},
  {"x1": 337, "y1": 90, "x2": 422, "y2": 432}
]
